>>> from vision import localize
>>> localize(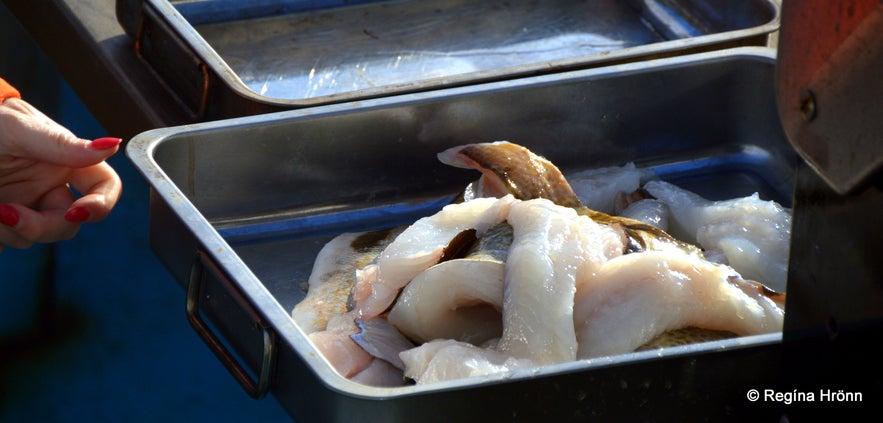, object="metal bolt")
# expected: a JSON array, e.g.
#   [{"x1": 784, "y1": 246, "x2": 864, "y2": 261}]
[{"x1": 799, "y1": 89, "x2": 816, "y2": 122}]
